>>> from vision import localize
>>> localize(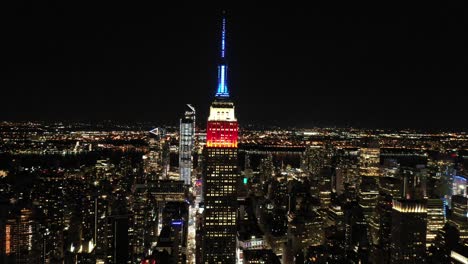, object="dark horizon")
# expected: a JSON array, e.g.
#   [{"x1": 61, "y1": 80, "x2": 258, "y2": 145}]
[{"x1": 2, "y1": 3, "x2": 466, "y2": 129}]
